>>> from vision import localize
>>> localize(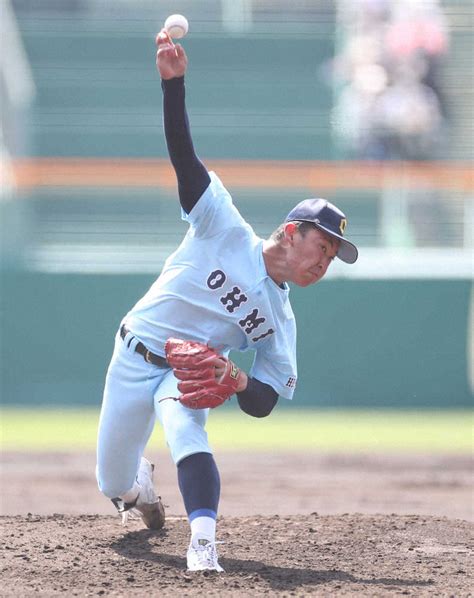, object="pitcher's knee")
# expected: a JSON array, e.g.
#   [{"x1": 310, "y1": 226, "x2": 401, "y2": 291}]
[
  {"x1": 164, "y1": 419, "x2": 210, "y2": 464},
  {"x1": 96, "y1": 466, "x2": 134, "y2": 499}
]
